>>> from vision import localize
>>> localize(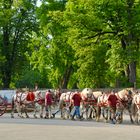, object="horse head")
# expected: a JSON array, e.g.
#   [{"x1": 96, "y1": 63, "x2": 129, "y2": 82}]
[
  {"x1": 81, "y1": 88, "x2": 93, "y2": 100},
  {"x1": 117, "y1": 89, "x2": 133, "y2": 102}
]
